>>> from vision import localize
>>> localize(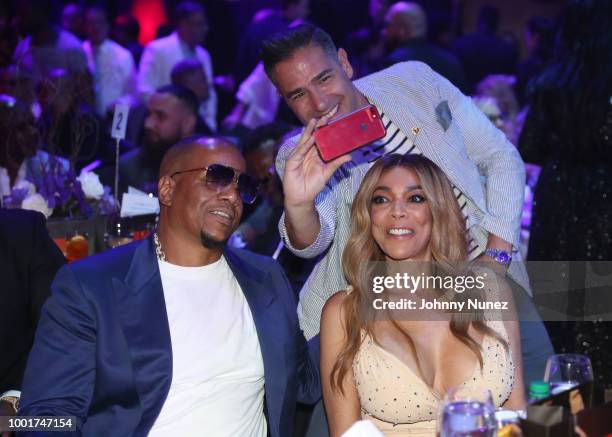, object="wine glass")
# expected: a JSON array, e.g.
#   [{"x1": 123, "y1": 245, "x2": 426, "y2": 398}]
[
  {"x1": 439, "y1": 387, "x2": 496, "y2": 437},
  {"x1": 104, "y1": 213, "x2": 133, "y2": 249},
  {"x1": 543, "y1": 354, "x2": 593, "y2": 395}
]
